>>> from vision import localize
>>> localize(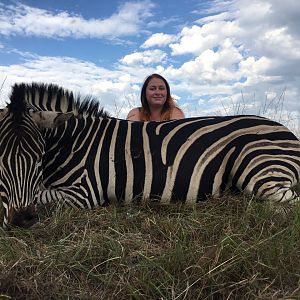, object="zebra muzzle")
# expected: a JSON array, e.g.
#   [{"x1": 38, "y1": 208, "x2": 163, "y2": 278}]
[{"x1": 8, "y1": 204, "x2": 40, "y2": 229}]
